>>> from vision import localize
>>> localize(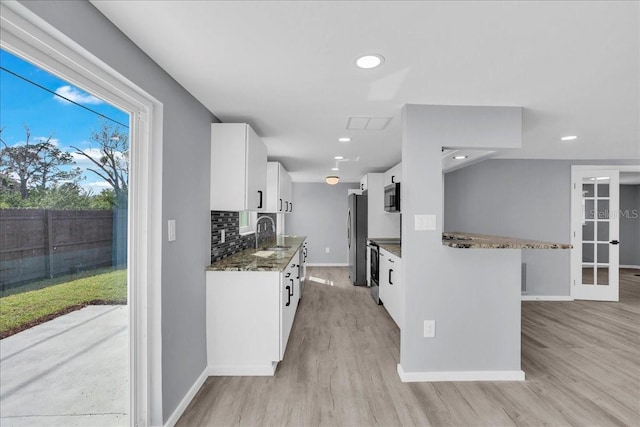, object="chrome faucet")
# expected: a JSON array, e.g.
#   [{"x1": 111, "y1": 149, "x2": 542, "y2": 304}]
[{"x1": 255, "y1": 215, "x2": 276, "y2": 250}]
